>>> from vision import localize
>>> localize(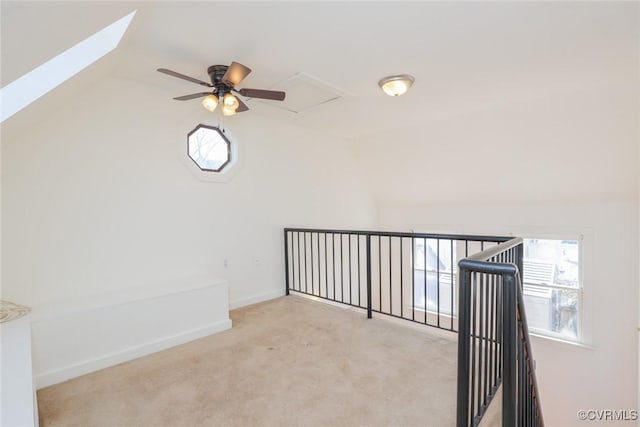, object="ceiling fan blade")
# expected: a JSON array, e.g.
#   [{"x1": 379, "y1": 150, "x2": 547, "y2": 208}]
[
  {"x1": 222, "y1": 62, "x2": 252, "y2": 87},
  {"x1": 236, "y1": 98, "x2": 249, "y2": 113},
  {"x1": 157, "y1": 68, "x2": 213, "y2": 87},
  {"x1": 238, "y1": 88, "x2": 286, "y2": 101},
  {"x1": 173, "y1": 92, "x2": 212, "y2": 101}
]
